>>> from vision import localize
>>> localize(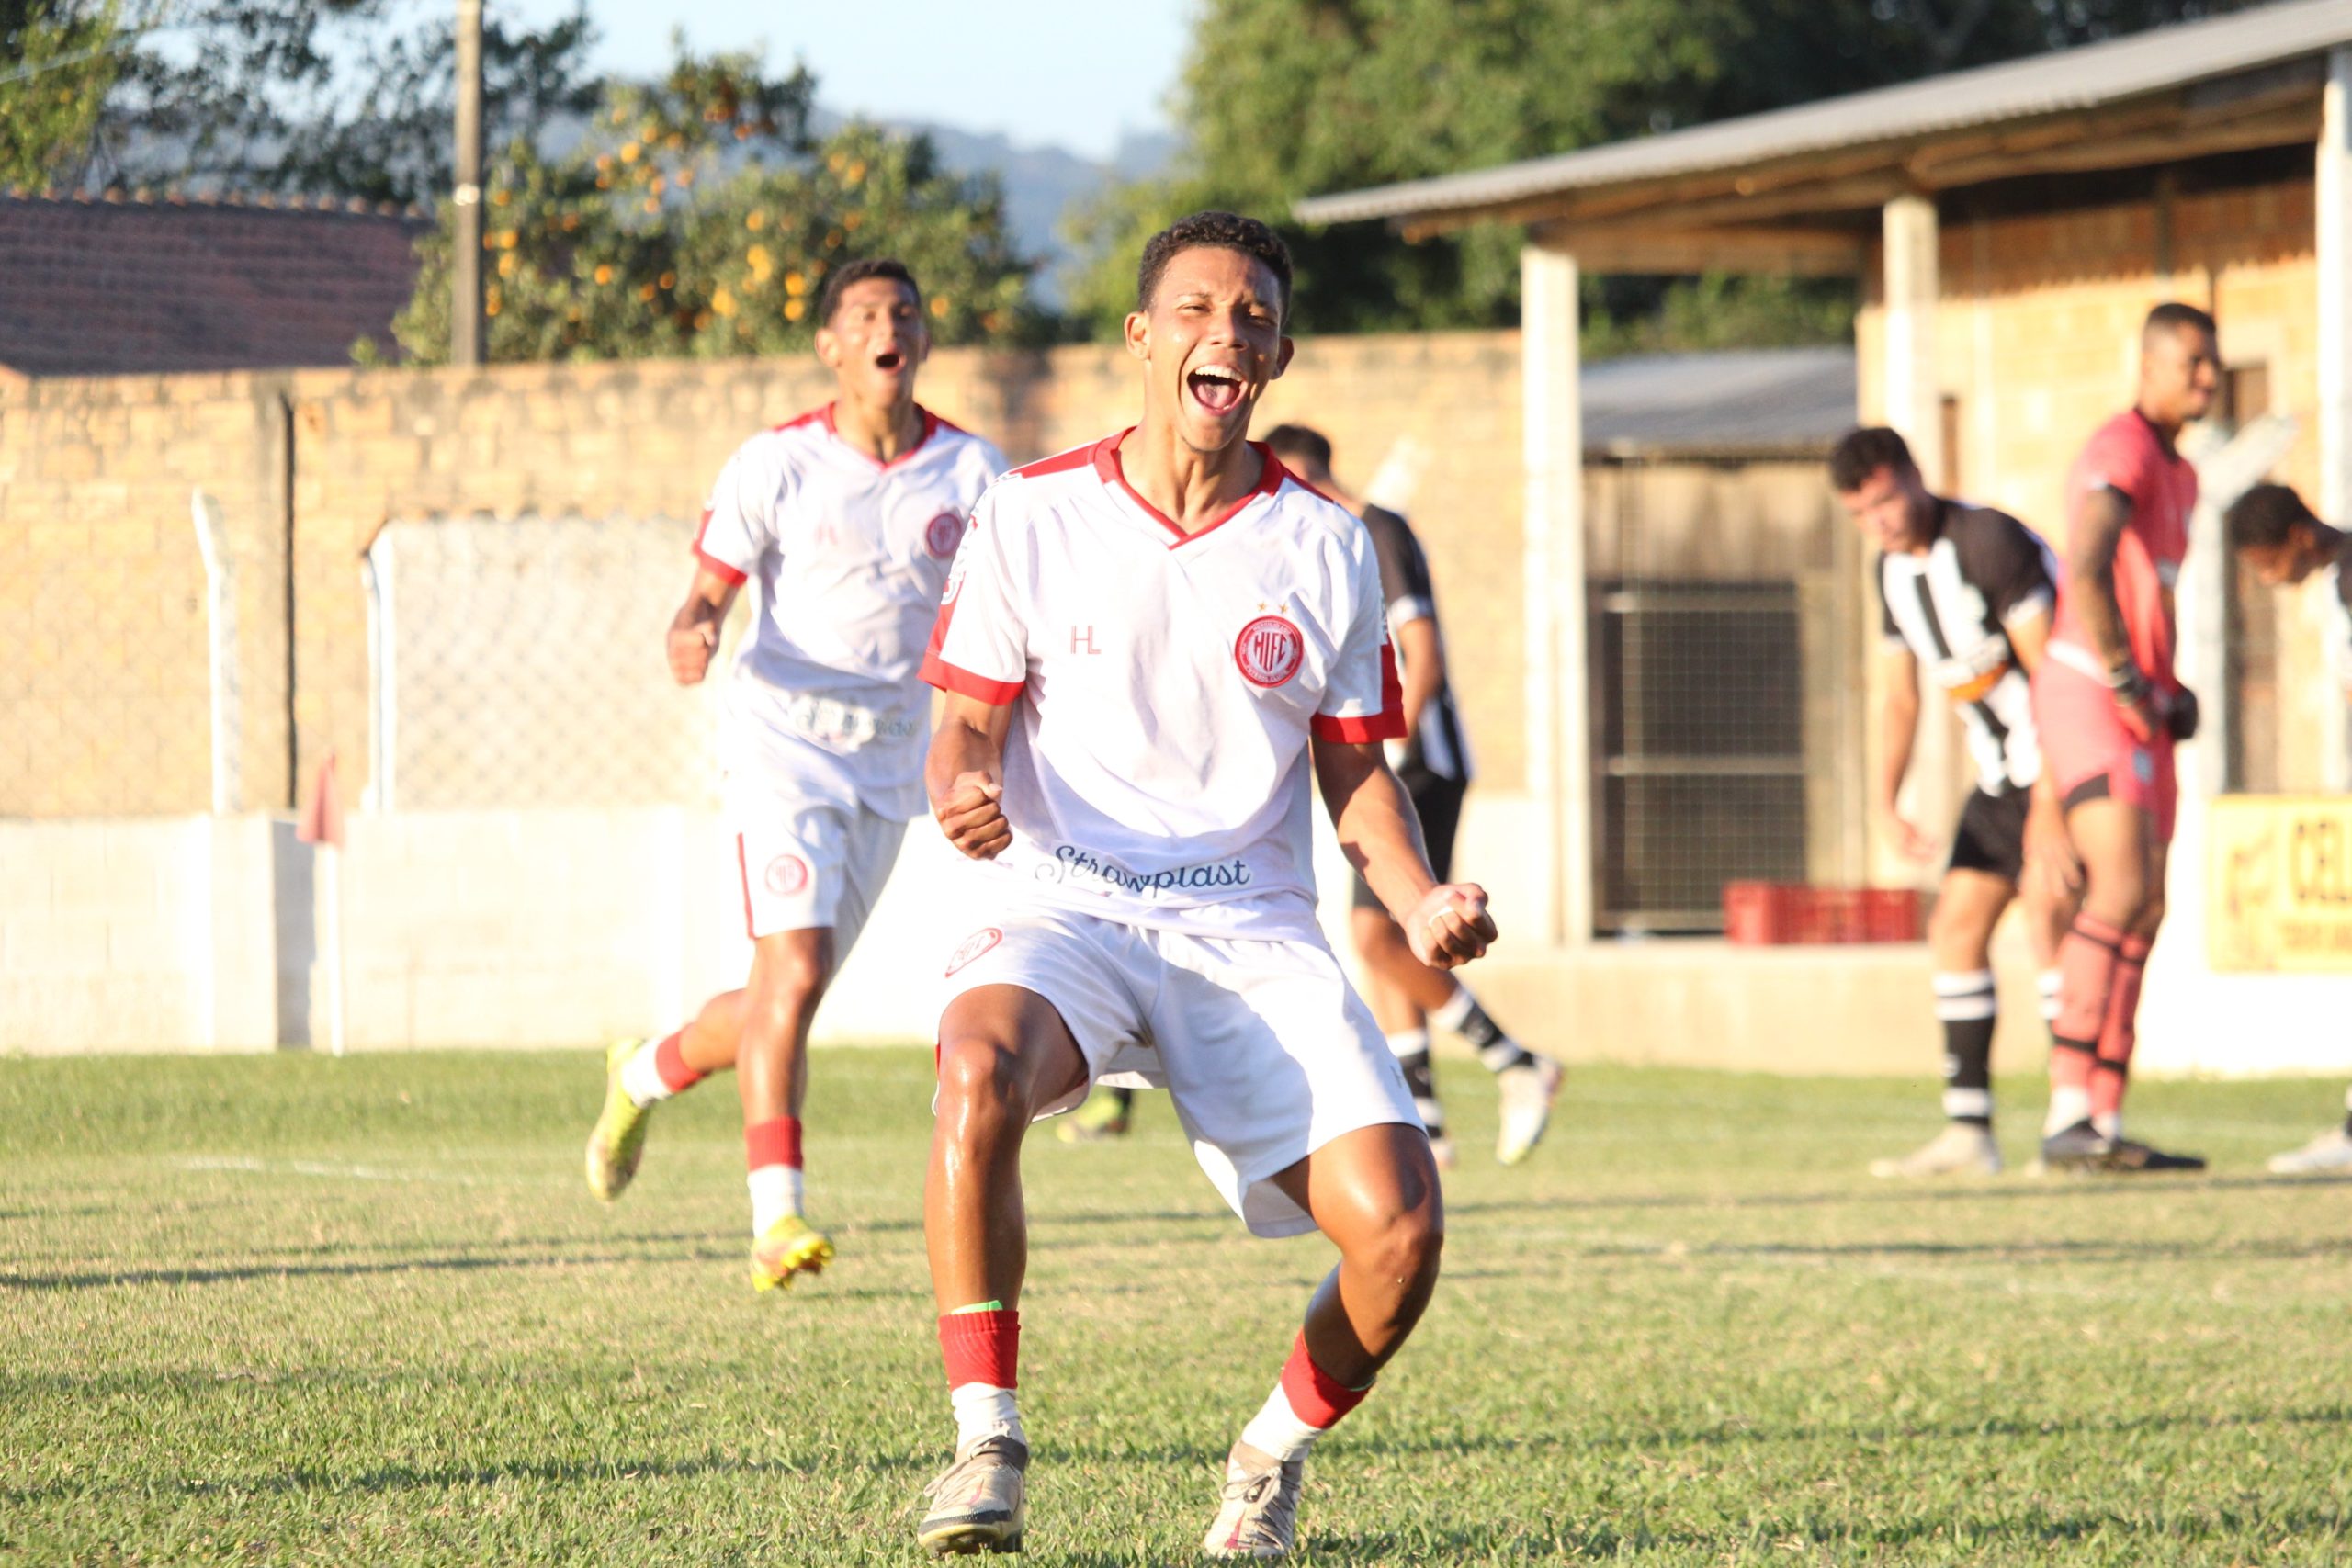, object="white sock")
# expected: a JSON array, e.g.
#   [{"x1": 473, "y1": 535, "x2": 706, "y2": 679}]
[
  {"x1": 2037, "y1": 969, "x2": 2062, "y2": 1024},
  {"x1": 1428, "y1": 987, "x2": 1474, "y2": 1034},
  {"x1": 2092, "y1": 1111, "x2": 2121, "y2": 1140},
  {"x1": 950, "y1": 1383, "x2": 1023, "y2": 1451},
  {"x1": 1237, "y1": 1382, "x2": 1329, "y2": 1462},
  {"x1": 619, "y1": 1041, "x2": 679, "y2": 1107},
  {"x1": 747, "y1": 1165, "x2": 804, "y2": 1235},
  {"x1": 1384, "y1": 1028, "x2": 1430, "y2": 1061},
  {"x1": 2044, "y1": 1086, "x2": 2092, "y2": 1136}
]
